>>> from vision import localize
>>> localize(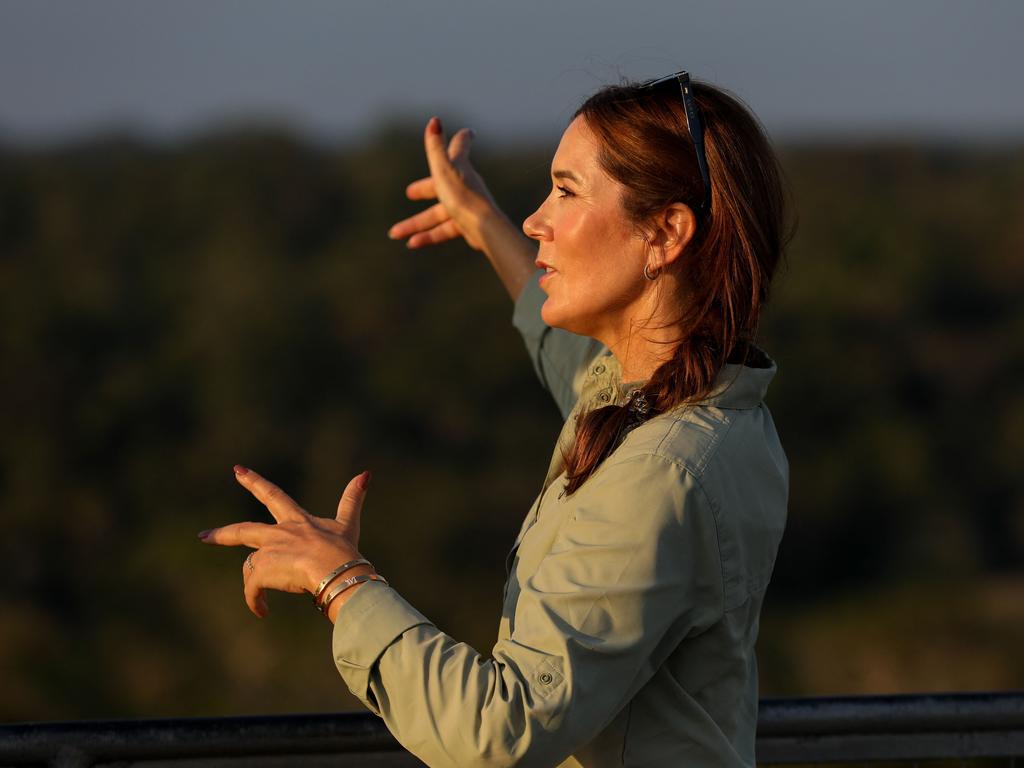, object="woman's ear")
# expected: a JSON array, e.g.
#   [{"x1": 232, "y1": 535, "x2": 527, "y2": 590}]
[{"x1": 651, "y1": 203, "x2": 698, "y2": 268}]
